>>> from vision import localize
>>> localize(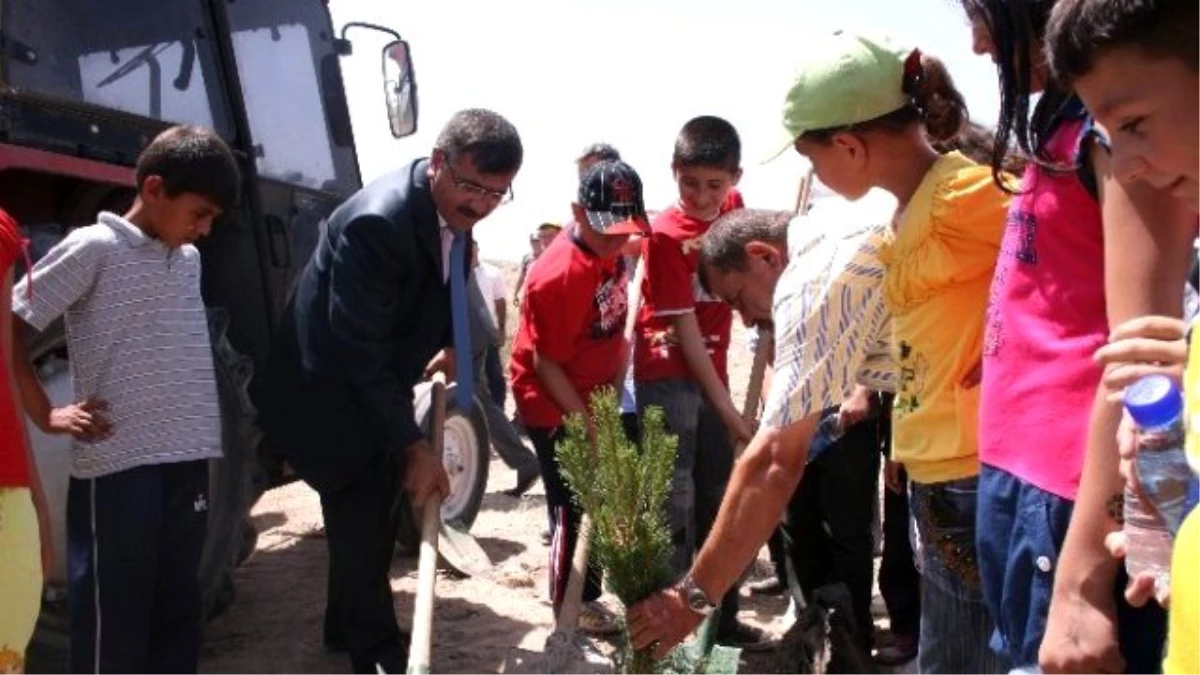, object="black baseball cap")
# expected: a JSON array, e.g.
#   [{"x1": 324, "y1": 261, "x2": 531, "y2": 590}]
[{"x1": 577, "y1": 160, "x2": 651, "y2": 235}]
